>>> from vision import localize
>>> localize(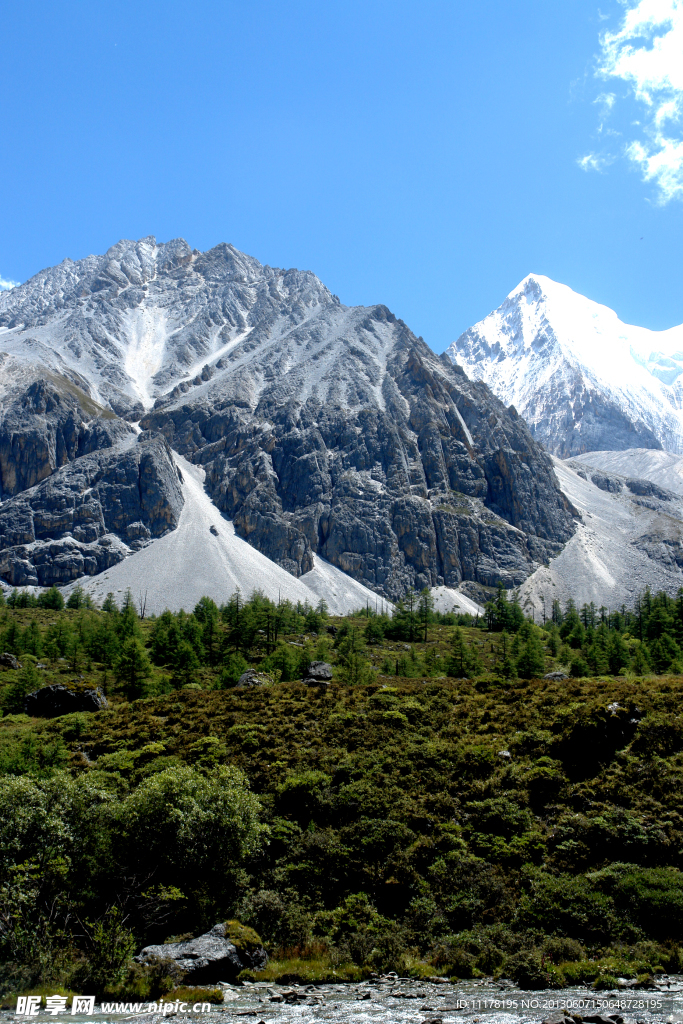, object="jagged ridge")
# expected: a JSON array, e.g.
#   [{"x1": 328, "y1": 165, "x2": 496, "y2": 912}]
[{"x1": 0, "y1": 240, "x2": 577, "y2": 598}]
